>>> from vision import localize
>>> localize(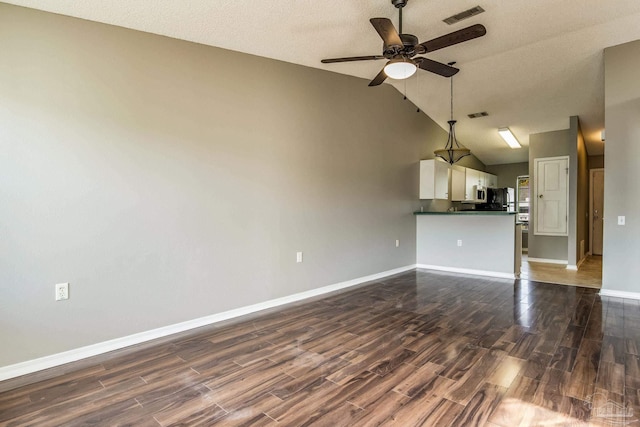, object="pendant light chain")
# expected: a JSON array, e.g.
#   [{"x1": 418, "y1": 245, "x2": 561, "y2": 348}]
[{"x1": 402, "y1": 77, "x2": 407, "y2": 102}]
